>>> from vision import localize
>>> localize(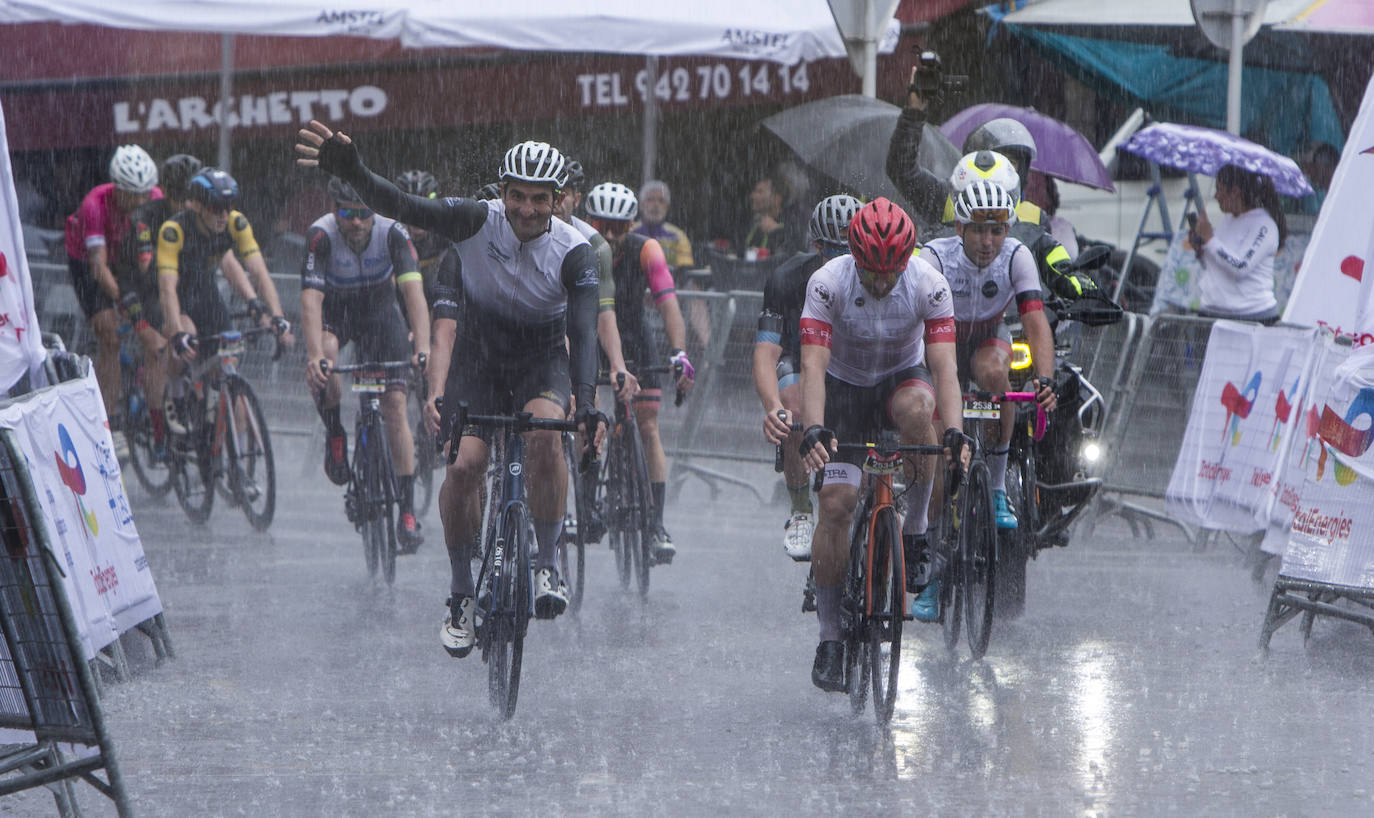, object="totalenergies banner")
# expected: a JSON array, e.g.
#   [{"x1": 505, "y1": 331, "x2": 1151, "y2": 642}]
[
  {"x1": 1282, "y1": 344, "x2": 1374, "y2": 587},
  {"x1": 1166, "y1": 321, "x2": 1321, "y2": 531},
  {"x1": 0, "y1": 372, "x2": 162, "y2": 660}
]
